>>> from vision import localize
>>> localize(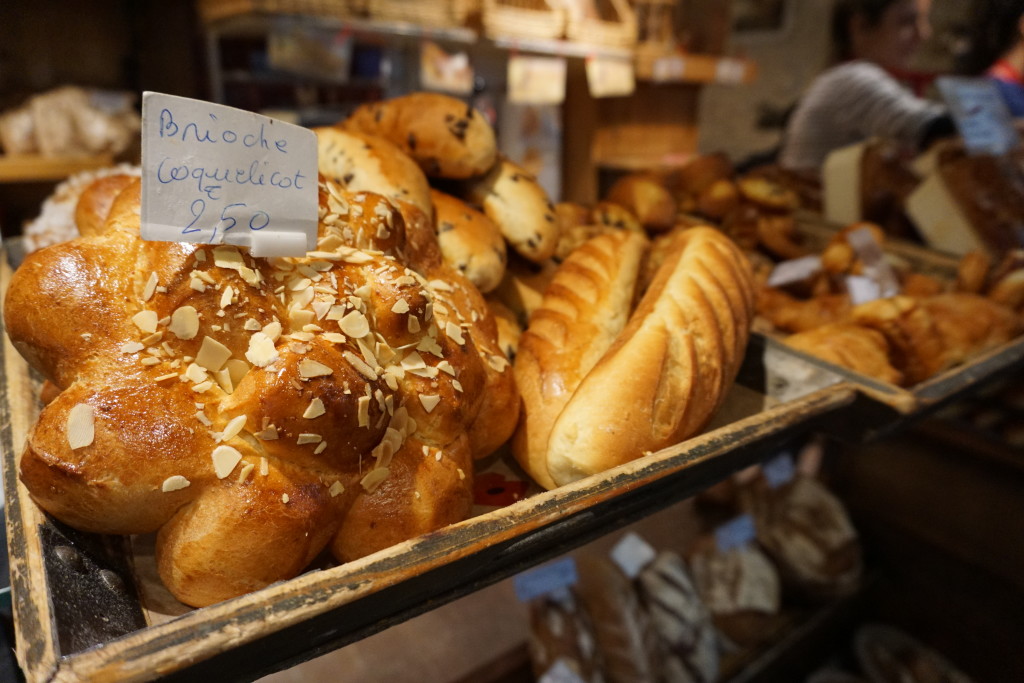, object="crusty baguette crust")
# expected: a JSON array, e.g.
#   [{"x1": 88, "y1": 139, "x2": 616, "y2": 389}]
[
  {"x1": 545, "y1": 227, "x2": 755, "y2": 486},
  {"x1": 512, "y1": 231, "x2": 649, "y2": 489}
]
